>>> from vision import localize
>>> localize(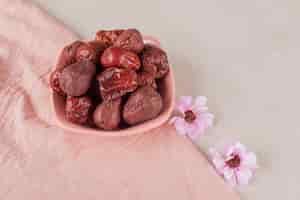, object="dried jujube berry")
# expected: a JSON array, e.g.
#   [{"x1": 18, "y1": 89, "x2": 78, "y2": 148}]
[
  {"x1": 93, "y1": 98, "x2": 121, "y2": 130},
  {"x1": 137, "y1": 72, "x2": 157, "y2": 89},
  {"x1": 95, "y1": 29, "x2": 124, "y2": 47},
  {"x1": 56, "y1": 40, "x2": 84, "y2": 70},
  {"x1": 123, "y1": 86, "x2": 163, "y2": 125},
  {"x1": 76, "y1": 42, "x2": 97, "y2": 64},
  {"x1": 141, "y1": 44, "x2": 170, "y2": 79},
  {"x1": 114, "y1": 29, "x2": 144, "y2": 53},
  {"x1": 59, "y1": 60, "x2": 96, "y2": 96},
  {"x1": 97, "y1": 67, "x2": 138, "y2": 101},
  {"x1": 101, "y1": 47, "x2": 141, "y2": 70},
  {"x1": 50, "y1": 70, "x2": 66, "y2": 96},
  {"x1": 66, "y1": 96, "x2": 92, "y2": 125}
]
